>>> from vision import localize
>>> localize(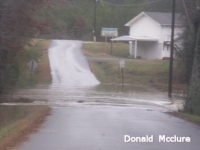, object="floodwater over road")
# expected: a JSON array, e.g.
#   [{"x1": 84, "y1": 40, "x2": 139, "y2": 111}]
[
  {"x1": 12, "y1": 83, "x2": 180, "y2": 110},
  {"x1": 14, "y1": 83, "x2": 200, "y2": 150},
  {"x1": 13, "y1": 86, "x2": 200, "y2": 150}
]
